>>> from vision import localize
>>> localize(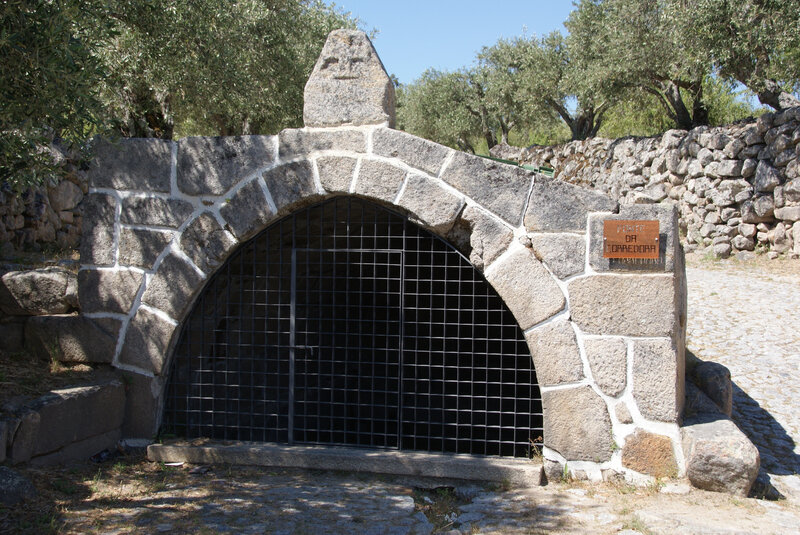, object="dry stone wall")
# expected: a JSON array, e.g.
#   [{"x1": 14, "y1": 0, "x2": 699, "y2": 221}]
[{"x1": 520, "y1": 108, "x2": 800, "y2": 259}]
